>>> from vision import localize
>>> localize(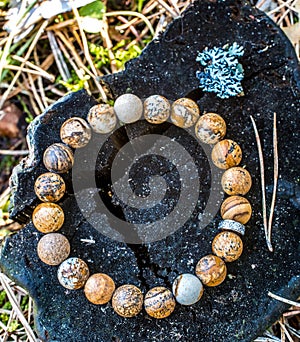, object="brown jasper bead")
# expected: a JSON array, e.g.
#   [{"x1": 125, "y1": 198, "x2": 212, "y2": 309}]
[
  {"x1": 37, "y1": 233, "x2": 70, "y2": 266},
  {"x1": 212, "y1": 231, "x2": 243, "y2": 262},
  {"x1": 221, "y1": 195, "x2": 252, "y2": 224},
  {"x1": 112, "y1": 284, "x2": 143, "y2": 318},
  {"x1": 87, "y1": 104, "x2": 117, "y2": 134},
  {"x1": 211, "y1": 139, "x2": 242, "y2": 169},
  {"x1": 144, "y1": 286, "x2": 176, "y2": 319},
  {"x1": 43, "y1": 143, "x2": 74, "y2": 173},
  {"x1": 57, "y1": 257, "x2": 90, "y2": 290},
  {"x1": 32, "y1": 202, "x2": 64, "y2": 233},
  {"x1": 195, "y1": 113, "x2": 226, "y2": 144},
  {"x1": 195, "y1": 254, "x2": 227, "y2": 287},
  {"x1": 170, "y1": 98, "x2": 200, "y2": 128},
  {"x1": 144, "y1": 95, "x2": 170, "y2": 124},
  {"x1": 221, "y1": 167, "x2": 252, "y2": 196},
  {"x1": 84, "y1": 273, "x2": 115, "y2": 305},
  {"x1": 60, "y1": 117, "x2": 91, "y2": 148},
  {"x1": 34, "y1": 172, "x2": 66, "y2": 202}
]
